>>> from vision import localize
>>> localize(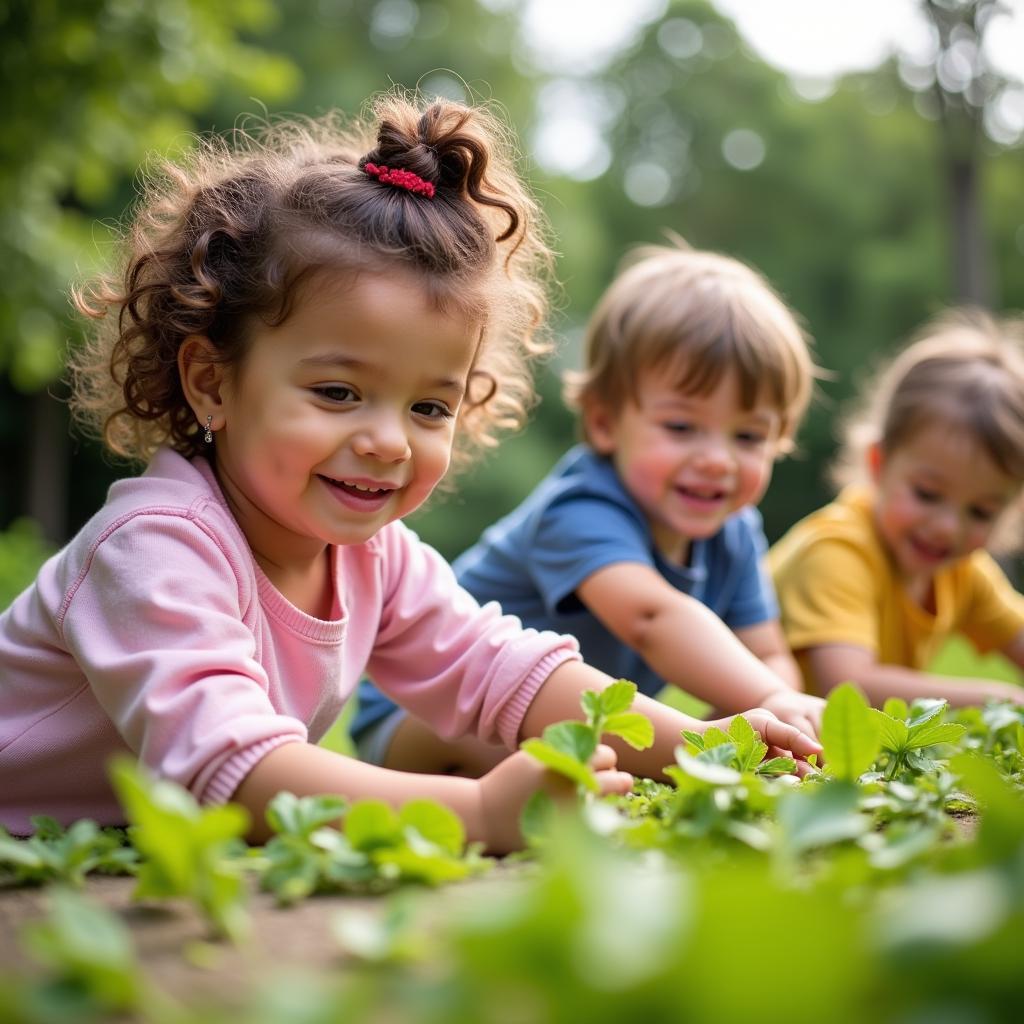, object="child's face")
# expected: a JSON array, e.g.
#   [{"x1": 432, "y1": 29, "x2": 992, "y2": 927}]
[
  {"x1": 871, "y1": 423, "x2": 1020, "y2": 585},
  {"x1": 212, "y1": 270, "x2": 479, "y2": 564},
  {"x1": 586, "y1": 365, "x2": 782, "y2": 562}
]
